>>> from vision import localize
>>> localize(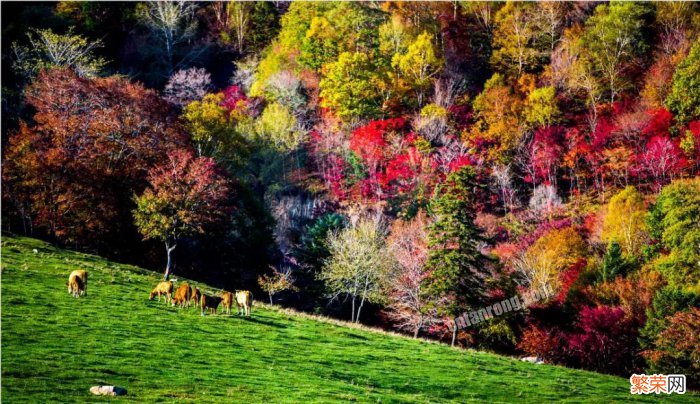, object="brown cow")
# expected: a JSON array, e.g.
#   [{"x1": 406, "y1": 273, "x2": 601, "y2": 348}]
[
  {"x1": 67, "y1": 275, "x2": 82, "y2": 297},
  {"x1": 149, "y1": 281, "x2": 173, "y2": 303},
  {"x1": 190, "y1": 287, "x2": 201, "y2": 308},
  {"x1": 235, "y1": 290, "x2": 252, "y2": 316},
  {"x1": 221, "y1": 291, "x2": 234, "y2": 315},
  {"x1": 200, "y1": 294, "x2": 223, "y2": 316},
  {"x1": 172, "y1": 283, "x2": 192, "y2": 307},
  {"x1": 67, "y1": 270, "x2": 88, "y2": 297}
]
